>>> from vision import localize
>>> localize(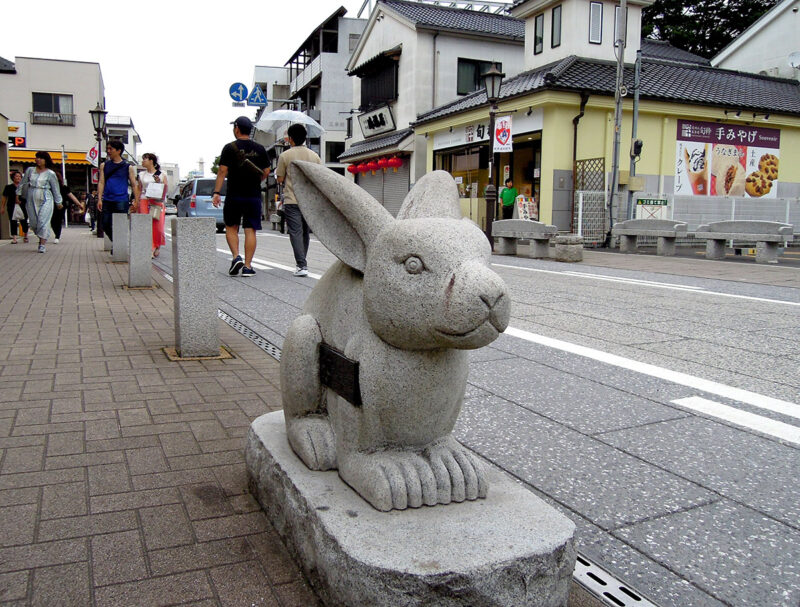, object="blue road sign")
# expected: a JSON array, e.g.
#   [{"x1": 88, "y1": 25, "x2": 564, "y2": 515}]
[
  {"x1": 247, "y1": 84, "x2": 267, "y2": 106},
  {"x1": 229, "y1": 83, "x2": 248, "y2": 102}
]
